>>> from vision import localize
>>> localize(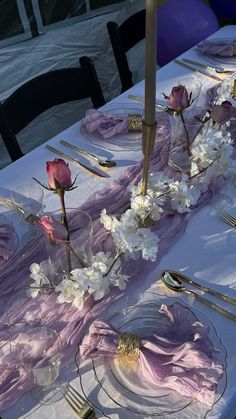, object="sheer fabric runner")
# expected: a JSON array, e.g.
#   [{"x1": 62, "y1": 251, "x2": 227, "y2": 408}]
[{"x1": 0, "y1": 92, "x2": 231, "y2": 411}]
